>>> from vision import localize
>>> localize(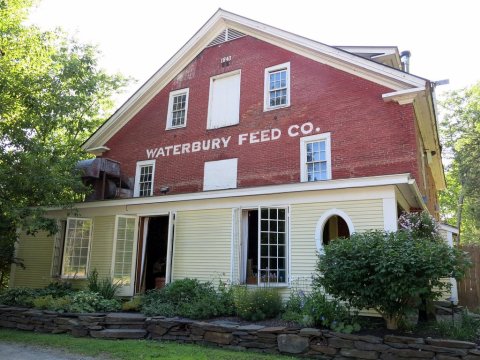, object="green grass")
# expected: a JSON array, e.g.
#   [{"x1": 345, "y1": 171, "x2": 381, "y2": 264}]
[{"x1": 0, "y1": 329, "x2": 293, "y2": 360}]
